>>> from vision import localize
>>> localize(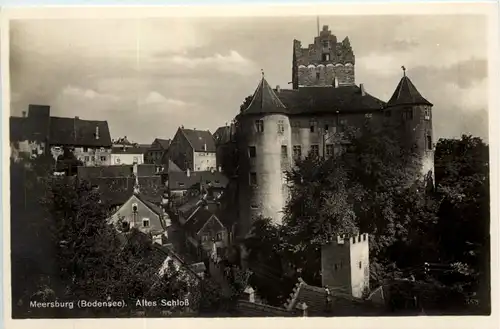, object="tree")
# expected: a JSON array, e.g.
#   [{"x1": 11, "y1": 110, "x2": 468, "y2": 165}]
[{"x1": 239, "y1": 95, "x2": 253, "y2": 113}]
